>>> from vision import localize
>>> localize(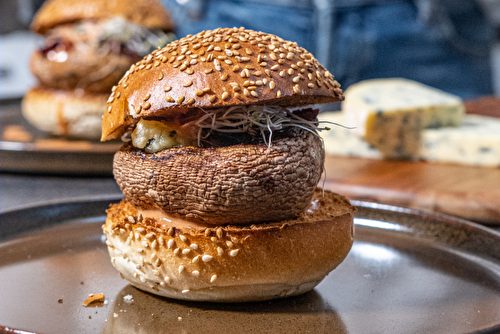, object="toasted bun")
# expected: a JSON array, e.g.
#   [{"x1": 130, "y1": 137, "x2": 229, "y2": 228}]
[
  {"x1": 101, "y1": 27, "x2": 344, "y2": 141},
  {"x1": 103, "y1": 189, "x2": 355, "y2": 302},
  {"x1": 21, "y1": 87, "x2": 107, "y2": 139},
  {"x1": 31, "y1": 0, "x2": 173, "y2": 34},
  {"x1": 30, "y1": 48, "x2": 138, "y2": 94},
  {"x1": 113, "y1": 131, "x2": 324, "y2": 225}
]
